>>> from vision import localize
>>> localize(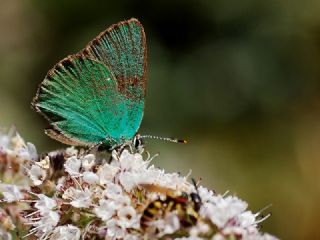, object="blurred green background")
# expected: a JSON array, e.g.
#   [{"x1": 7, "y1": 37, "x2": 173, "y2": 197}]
[{"x1": 1, "y1": 0, "x2": 320, "y2": 238}]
